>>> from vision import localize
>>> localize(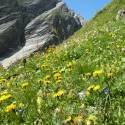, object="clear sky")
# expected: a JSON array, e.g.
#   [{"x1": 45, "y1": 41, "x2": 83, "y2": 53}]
[{"x1": 64, "y1": 0, "x2": 112, "y2": 20}]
